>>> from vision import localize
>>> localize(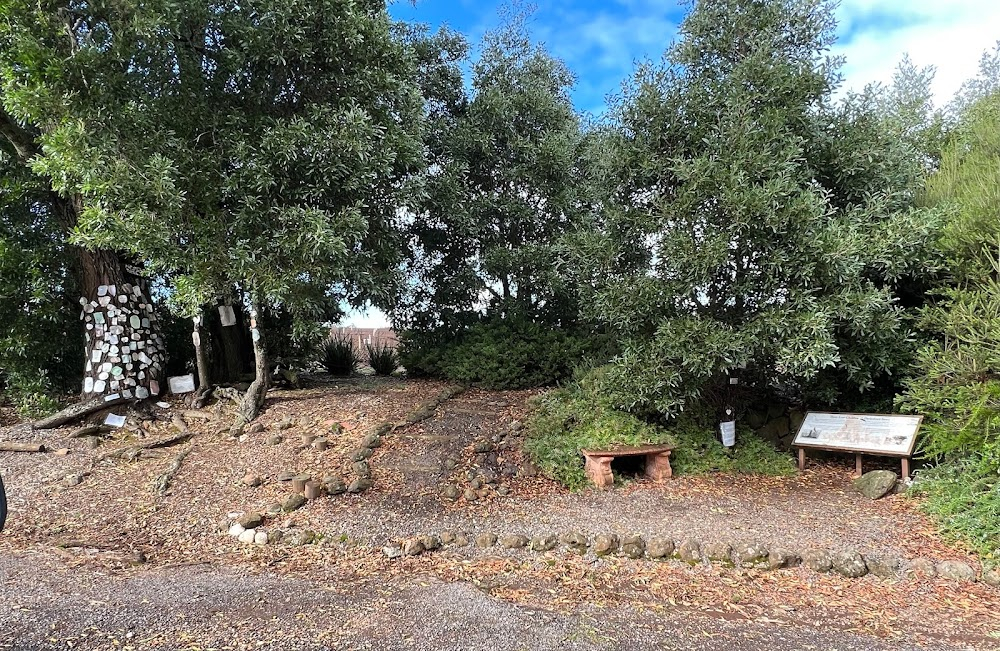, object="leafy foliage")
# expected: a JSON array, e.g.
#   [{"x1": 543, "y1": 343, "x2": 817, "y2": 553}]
[
  {"x1": 365, "y1": 341, "x2": 399, "y2": 376},
  {"x1": 399, "y1": 318, "x2": 610, "y2": 389},
  {"x1": 566, "y1": 0, "x2": 942, "y2": 421},
  {"x1": 319, "y1": 337, "x2": 357, "y2": 377},
  {"x1": 525, "y1": 368, "x2": 793, "y2": 490}
]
